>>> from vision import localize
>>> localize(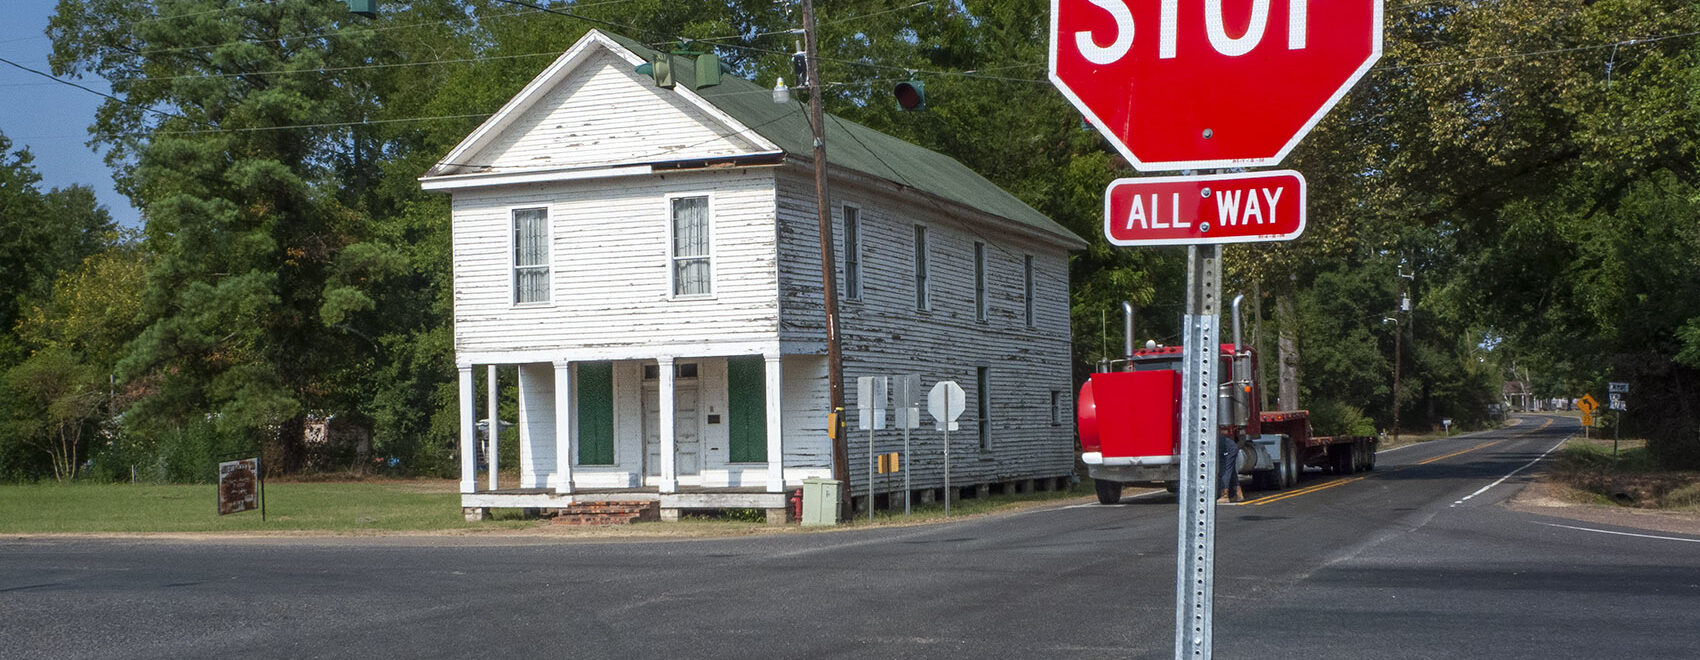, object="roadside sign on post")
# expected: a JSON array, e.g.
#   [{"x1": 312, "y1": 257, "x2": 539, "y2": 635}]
[
  {"x1": 1049, "y1": 3, "x2": 1382, "y2": 658},
  {"x1": 857, "y1": 376, "x2": 889, "y2": 430},
  {"x1": 929, "y1": 380, "x2": 966, "y2": 517},
  {"x1": 1105, "y1": 171, "x2": 1306, "y2": 246},
  {"x1": 928, "y1": 380, "x2": 965, "y2": 431},
  {"x1": 895, "y1": 375, "x2": 923, "y2": 430},
  {"x1": 1608, "y1": 382, "x2": 1630, "y2": 394},
  {"x1": 218, "y1": 457, "x2": 261, "y2": 517},
  {"x1": 1049, "y1": 0, "x2": 1384, "y2": 170},
  {"x1": 1577, "y1": 394, "x2": 1600, "y2": 413}
]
